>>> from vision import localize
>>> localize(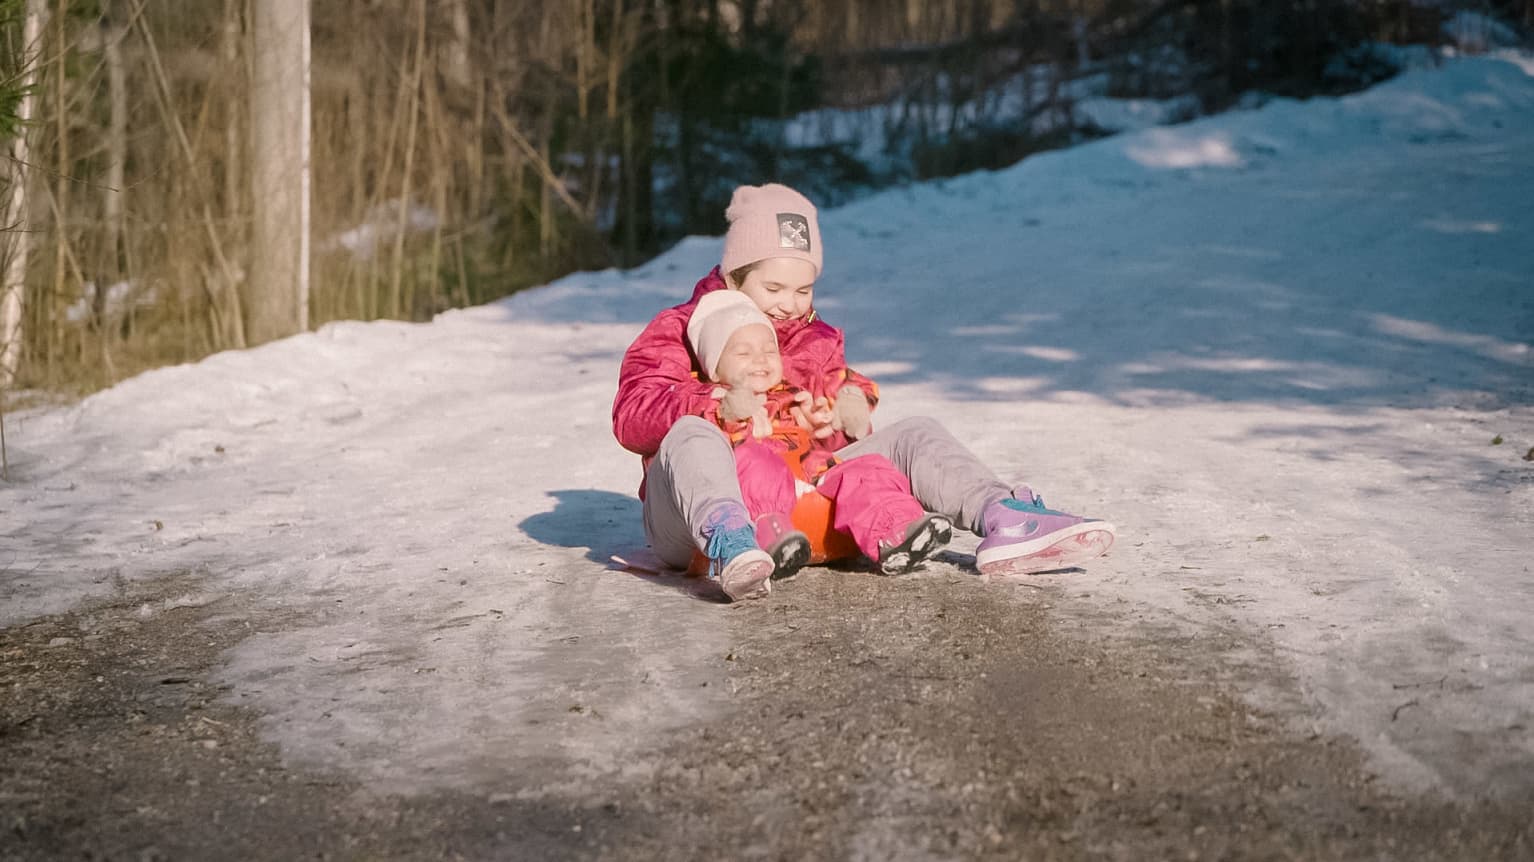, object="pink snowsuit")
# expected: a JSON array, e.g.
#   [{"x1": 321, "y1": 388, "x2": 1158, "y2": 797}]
[
  {"x1": 614, "y1": 268, "x2": 923, "y2": 561},
  {"x1": 722, "y1": 388, "x2": 925, "y2": 561}
]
